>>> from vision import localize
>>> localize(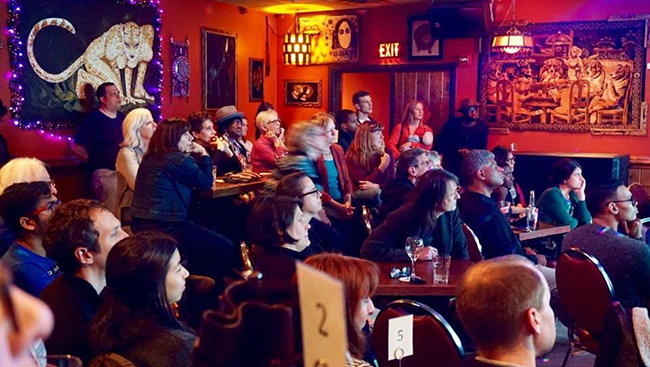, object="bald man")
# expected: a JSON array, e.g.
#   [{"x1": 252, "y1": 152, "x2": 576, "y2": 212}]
[{"x1": 456, "y1": 256, "x2": 556, "y2": 367}]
